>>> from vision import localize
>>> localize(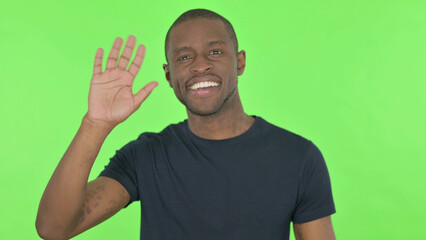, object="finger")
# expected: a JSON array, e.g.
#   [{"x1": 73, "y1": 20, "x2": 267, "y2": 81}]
[
  {"x1": 134, "y1": 81, "x2": 158, "y2": 109},
  {"x1": 93, "y1": 48, "x2": 104, "y2": 76},
  {"x1": 128, "y1": 45, "x2": 146, "y2": 78},
  {"x1": 105, "y1": 37, "x2": 123, "y2": 70},
  {"x1": 117, "y1": 35, "x2": 136, "y2": 70}
]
